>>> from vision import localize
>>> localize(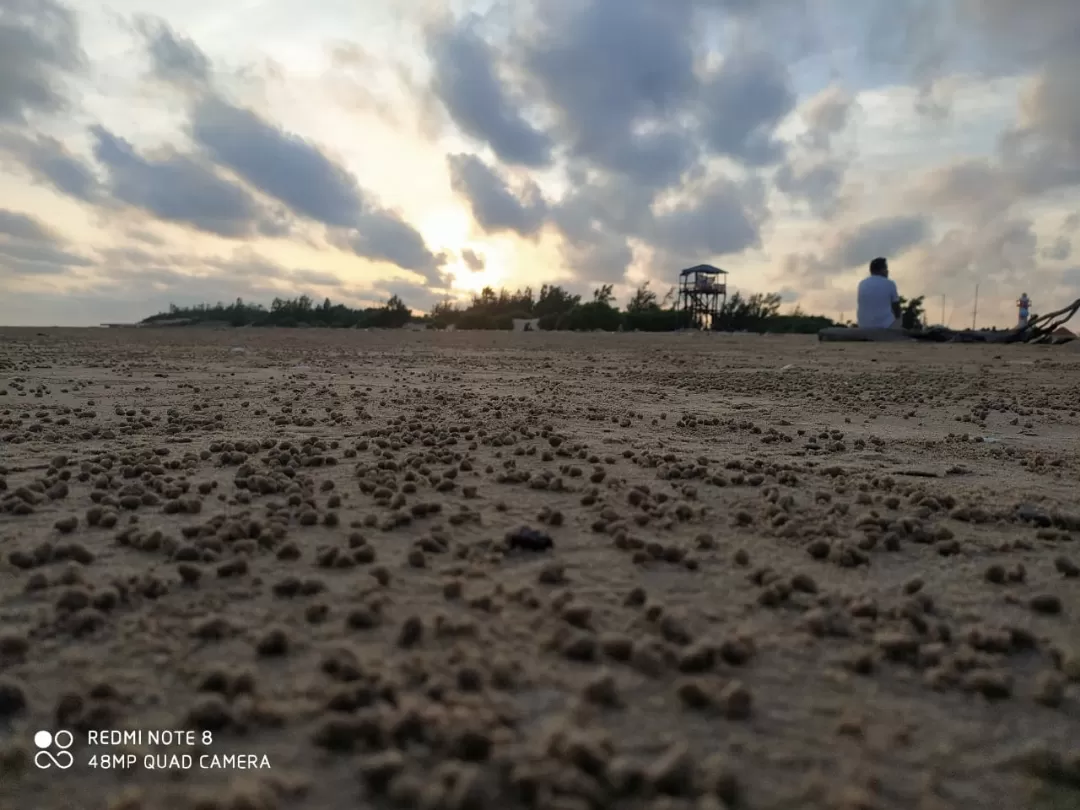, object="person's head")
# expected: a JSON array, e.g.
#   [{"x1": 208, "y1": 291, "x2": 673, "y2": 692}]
[{"x1": 869, "y1": 257, "x2": 888, "y2": 277}]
